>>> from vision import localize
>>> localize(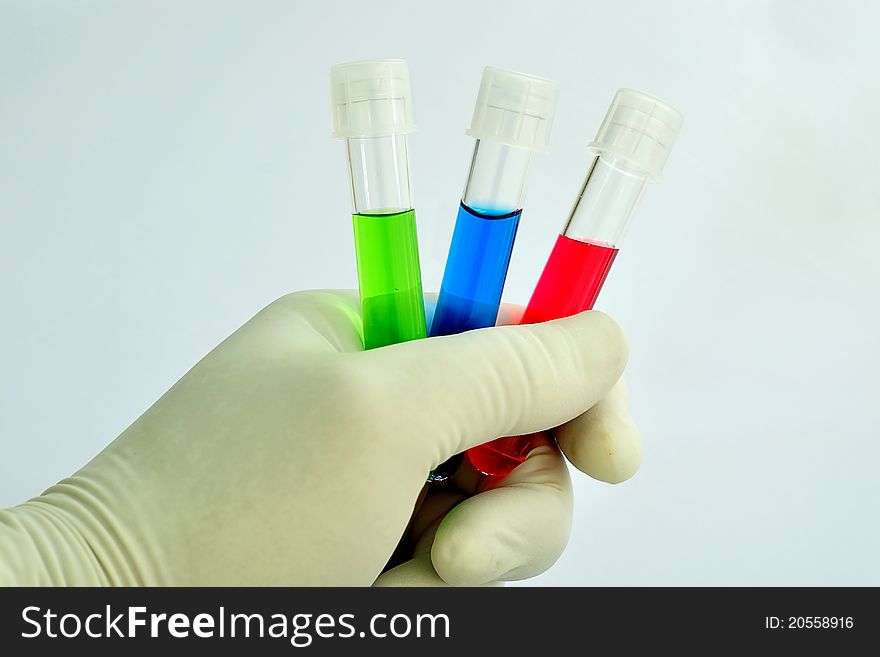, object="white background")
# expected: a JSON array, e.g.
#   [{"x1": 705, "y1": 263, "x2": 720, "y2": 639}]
[{"x1": 1, "y1": 0, "x2": 878, "y2": 585}]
